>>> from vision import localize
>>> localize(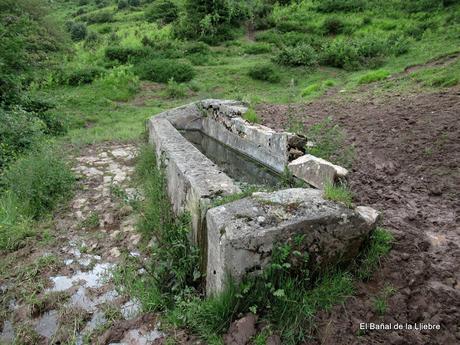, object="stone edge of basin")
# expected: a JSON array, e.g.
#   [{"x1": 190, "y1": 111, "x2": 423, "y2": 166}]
[
  {"x1": 152, "y1": 99, "x2": 349, "y2": 189},
  {"x1": 206, "y1": 188, "x2": 381, "y2": 295}
]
